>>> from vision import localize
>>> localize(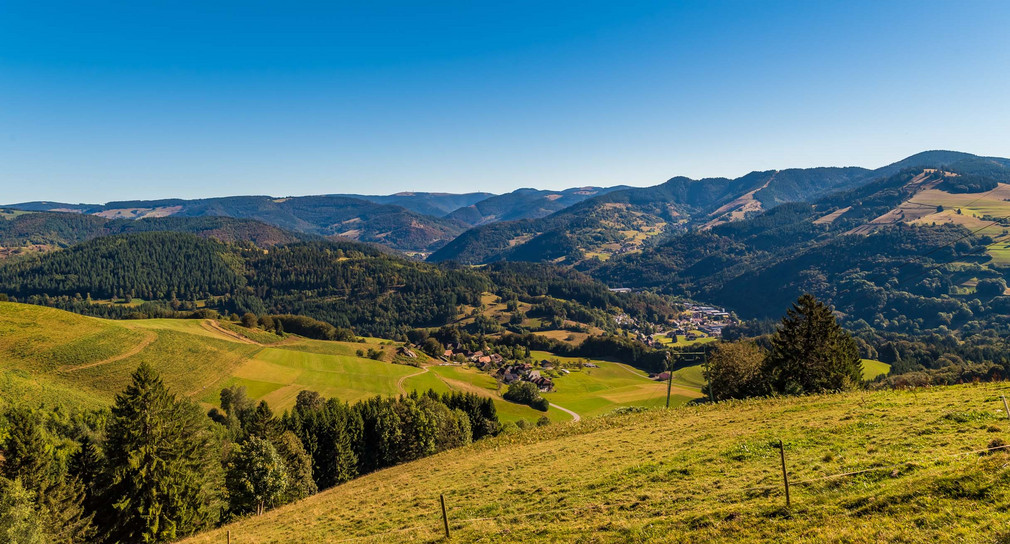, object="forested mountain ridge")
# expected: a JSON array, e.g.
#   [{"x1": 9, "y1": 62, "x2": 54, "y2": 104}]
[
  {"x1": 328, "y1": 191, "x2": 493, "y2": 217},
  {"x1": 427, "y1": 167, "x2": 874, "y2": 264},
  {"x1": 0, "y1": 231, "x2": 676, "y2": 339},
  {"x1": 5, "y1": 195, "x2": 468, "y2": 254},
  {"x1": 581, "y1": 159, "x2": 1010, "y2": 359},
  {"x1": 0, "y1": 211, "x2": 307, "y2": 257},
  {"x1": 427, "y1": 151, "x2": 1010, "y2": 265},
  {"x1": 444, "y1": 186, "x2": 631, "y2": 226}
]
